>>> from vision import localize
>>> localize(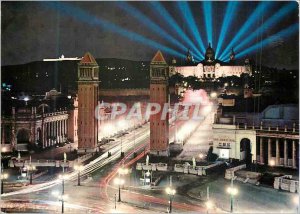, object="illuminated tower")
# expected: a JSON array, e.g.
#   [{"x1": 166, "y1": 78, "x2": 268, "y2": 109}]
[
  {"x1": 149, "y1": 51, "x2": 169, "y2": 156},
  {"x1": 77, "y1": 52, "x2": 99, "y2": 154},
  {"x1": 205, "y1": 43, "x2": 215, "y2": 62}
]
